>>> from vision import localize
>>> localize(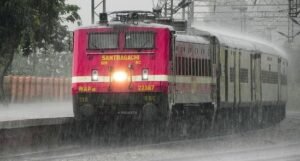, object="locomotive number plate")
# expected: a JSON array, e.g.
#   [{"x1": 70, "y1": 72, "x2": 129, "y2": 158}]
[{"x1": 138, "y1": 85, "x2": 155, "y2": 91}]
